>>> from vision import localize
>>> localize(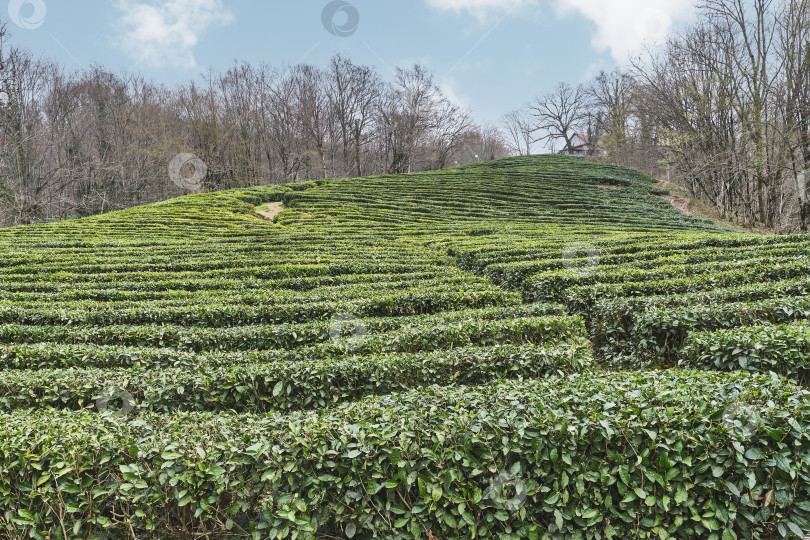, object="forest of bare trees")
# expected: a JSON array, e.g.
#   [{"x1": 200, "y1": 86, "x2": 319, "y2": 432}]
[
  {"x1": 0, "y1": 24, "x2": 507, "y2": 226},
  {"x1": 506, "y1": 0, "x2": 810, "y2": 232},
  {"x1": 2, "y1": 0, "x2": 808, "y2": 232}
]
